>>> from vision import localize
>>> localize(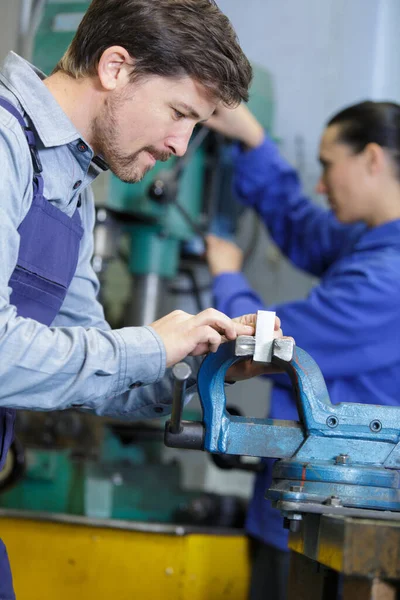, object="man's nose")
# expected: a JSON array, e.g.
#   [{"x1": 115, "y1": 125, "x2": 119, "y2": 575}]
[{"x1": 167, "y1": 127, "x2": 194, "y2": 157}]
